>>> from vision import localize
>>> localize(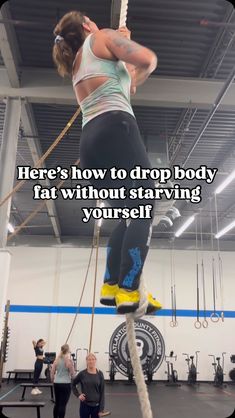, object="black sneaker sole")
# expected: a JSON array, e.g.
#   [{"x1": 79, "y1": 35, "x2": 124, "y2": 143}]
[
  {"x1": 146, "y1": 305, "x2": 162, "y2": 314},
  {"x1": 100, "y1": 298, "x2": 116, "y2": 307},
  {"x1": 117, "y1": 303, "x2": 139, "y2": 314}
]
